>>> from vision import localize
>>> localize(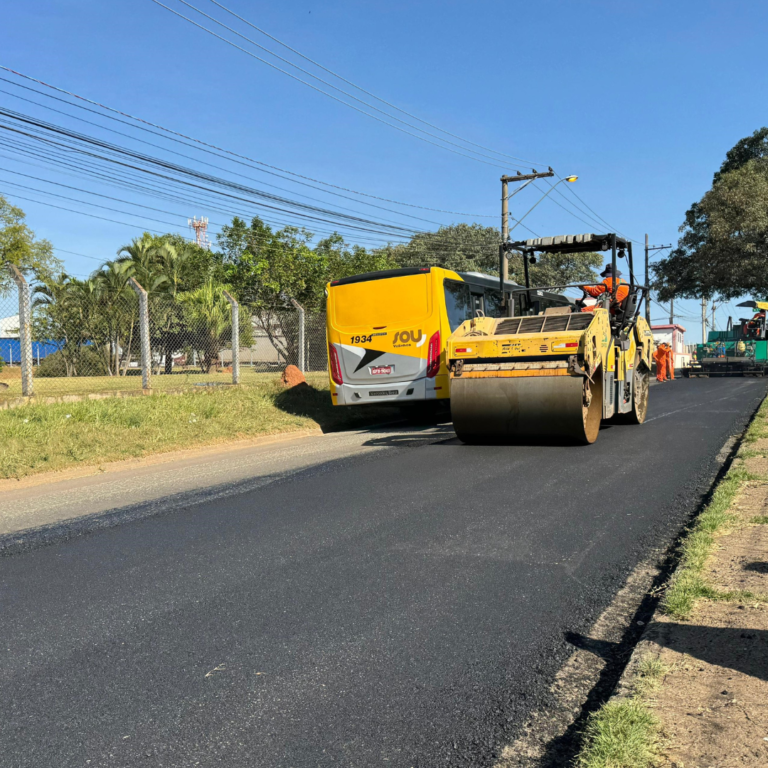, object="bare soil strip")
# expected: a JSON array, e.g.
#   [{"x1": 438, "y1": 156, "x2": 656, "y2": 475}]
[{"x1": 575, "y1": 404, "x2": 768, "y2": 768}]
